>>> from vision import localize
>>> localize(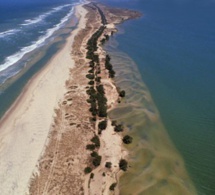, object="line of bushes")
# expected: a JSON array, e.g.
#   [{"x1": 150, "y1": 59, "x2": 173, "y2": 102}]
[
  {"x1": 86, "y1": 26, "x2": 106, "y2": 60},
  {"x1": 105, "y1": 55, "x2": 115, "y2": 78},
  {"x1": 92, "y1": 3, "x2": 107, "y2": 25},
  {"x1": 101, "y1": 34, "x2": 109, "y2": 45}
]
